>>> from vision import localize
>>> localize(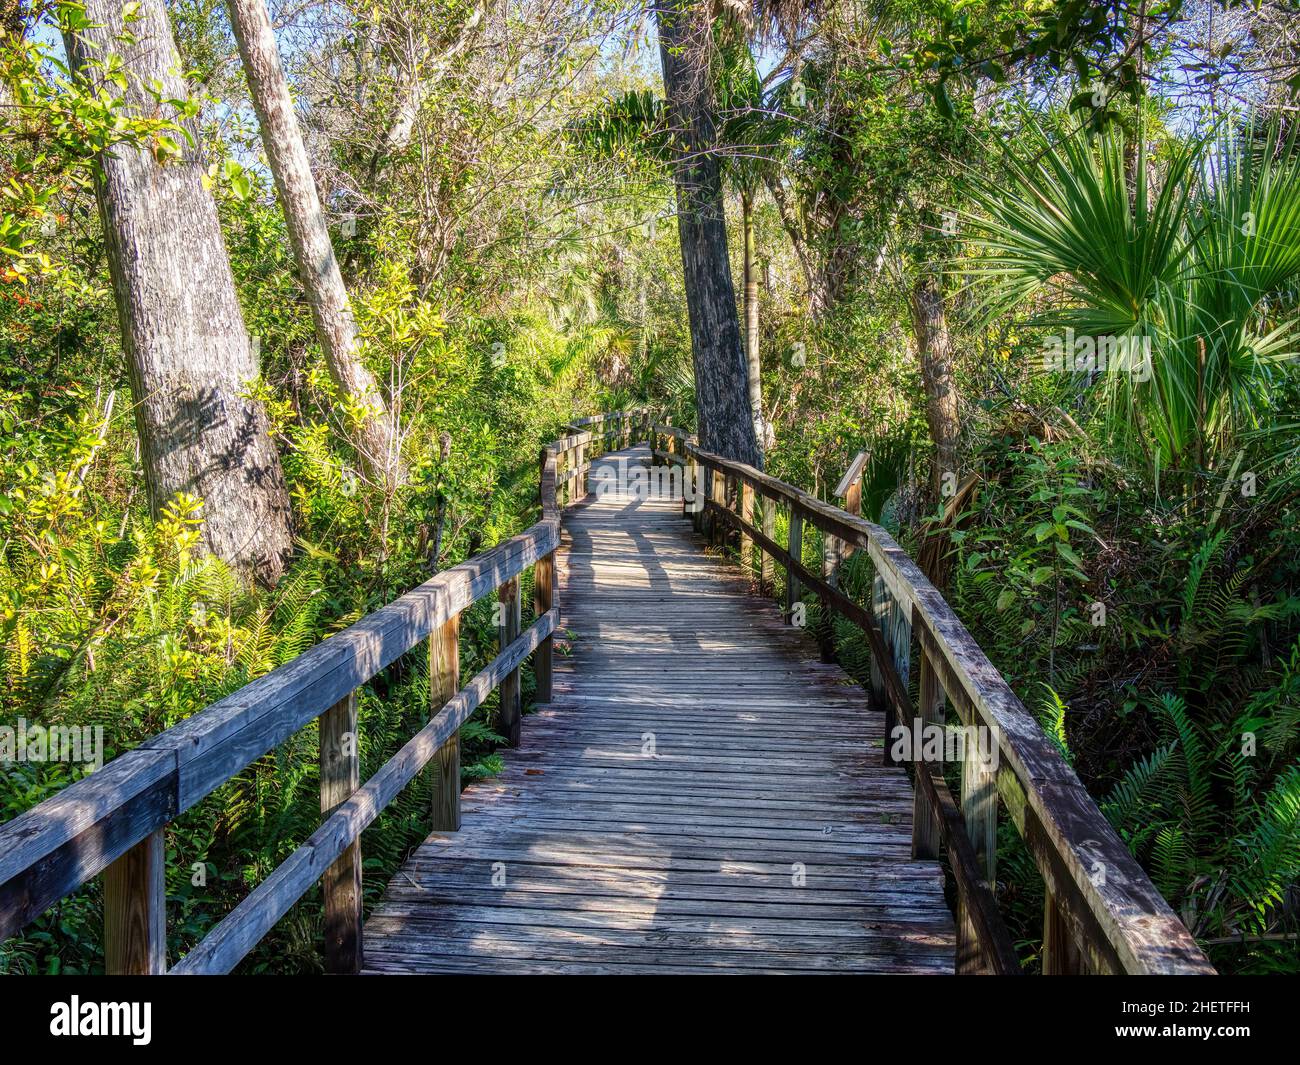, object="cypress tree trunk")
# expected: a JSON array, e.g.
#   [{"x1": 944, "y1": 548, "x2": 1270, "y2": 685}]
[
  {"x1": 655, "y1": 0, "x2": 762, "y2": 468},
  {"x1": 64, "y1": 0, "x2": 293, "y2": 586},
  {"x1": 226, "y1": 0, "x2": 405, "y2": 489}
]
